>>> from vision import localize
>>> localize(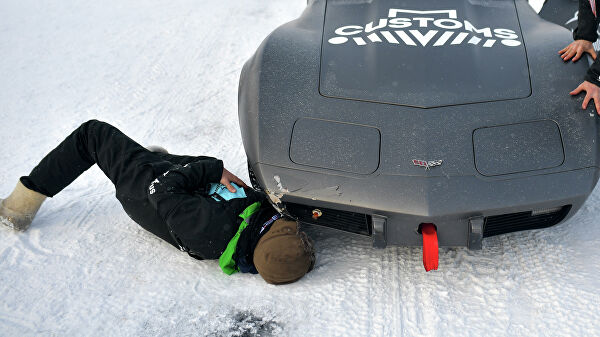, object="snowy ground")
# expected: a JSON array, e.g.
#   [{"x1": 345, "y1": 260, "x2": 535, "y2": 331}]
[{"x1": 1, "y1": 0, "x2": 600, "y2": 336}]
